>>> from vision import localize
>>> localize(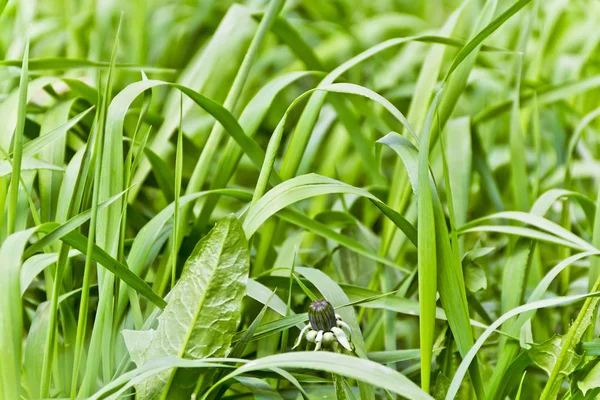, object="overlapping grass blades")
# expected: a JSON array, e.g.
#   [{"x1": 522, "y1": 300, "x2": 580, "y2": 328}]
[{"x1": 3, "y1": 0, "x2": 600, "y2": 398}]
